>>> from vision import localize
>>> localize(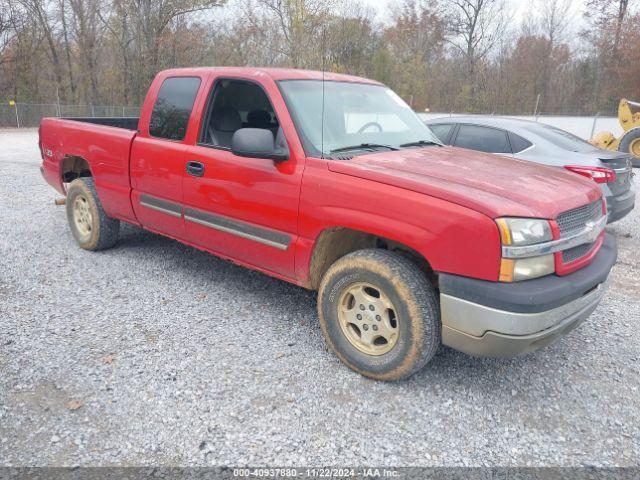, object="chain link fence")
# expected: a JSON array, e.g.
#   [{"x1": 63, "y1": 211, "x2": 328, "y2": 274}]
[
  {"x1": 0, "y1": 103, "x2": 141, "y2": 128},
  {"x1": 0, "y1": 103, "x2": 622, "y2": 142}
]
